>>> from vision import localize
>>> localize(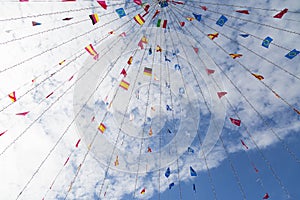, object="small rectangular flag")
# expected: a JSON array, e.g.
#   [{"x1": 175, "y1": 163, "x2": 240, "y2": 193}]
[
  {"x1": 32, "y1": 21, "x2": 42, "y2": 26},
  {"x1": 285, "y1": 49, "x2": 299, "y2": 59},
  {"x1": 206, "y1": 68, "x2": 215, "y2": 75},
  {"x1": 252, "y1": 73, "x2": 264, "y2": 80},
  {"x1": 89, "y1": 14, "x2": 99, "y2": 25},
  {"x1": 127, "y1": 56, "x2": 133, "y2": 65},
  {"x1": 262, "y1": 36, "x2": 273, "y2": 48},
  {"x1": 156, "y1": 45, "x2": 162, "y2": 52},
  {"x1": 236, "y1": 10, "x2": 250, "y2": 14},
  {"x1": 143, "y1": 67, "x2": 152, "y2": 76},
  {"x1": 134, "y1": 0, "x2": 142, "y2": 5},
  {"x1": 98, "y1": 123, "x2": 106, "y2": 133},
  {"x1": 140, "y1": 188, "x2": 146, "y2": 194},
  {"x1": 120, "y1": 80, "x2": 130, "y2": 90},
  {"x1": 134, "y1": 14, "x2": 145, "y2": 25},
  {"x1": 85, "y1": 44, "x2": 99, "y2": 60},
  {"x1": 165, "y1": 167, "x2": 171, "y2": 178},
  {"x1": 193, "y1": 184, "x2": 196, "y2": 192},
  {"x1": 188, "y1": 147, "x2": 194, "y2": 153},
  {"x1": 193, "y1": 13, "x2": 201, "y2": 21},
  {"x1": 239, "y1": 33, "x2": 249, "y2": 38},
  {"x1": 217, "y1": 92, "x2": 227, "y2": 99},
  {"x1": 186, "y1": 17, "x2": 194, "y2": 21},
  {"x1": 116, "y1": 8, "x2": 126, "y2": 18},
  {"x1": 207, "y1": 32, "x2": 218, "y2": 40},
  {"x1": 190, "y1": 166, "x2": 197, "y2": 176},
  {"x1": 216, "y1": 15, "x2": 228, "y2": 26},
  {"x1": 229, "y1": 53, "x2": 242, "y2": 59},
  {"x1": 157, "y1": 19, "x2": 167, "y2": 28},
  {"x1": 169, "y1": 183, "x2": 175, "y2": 189}
]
